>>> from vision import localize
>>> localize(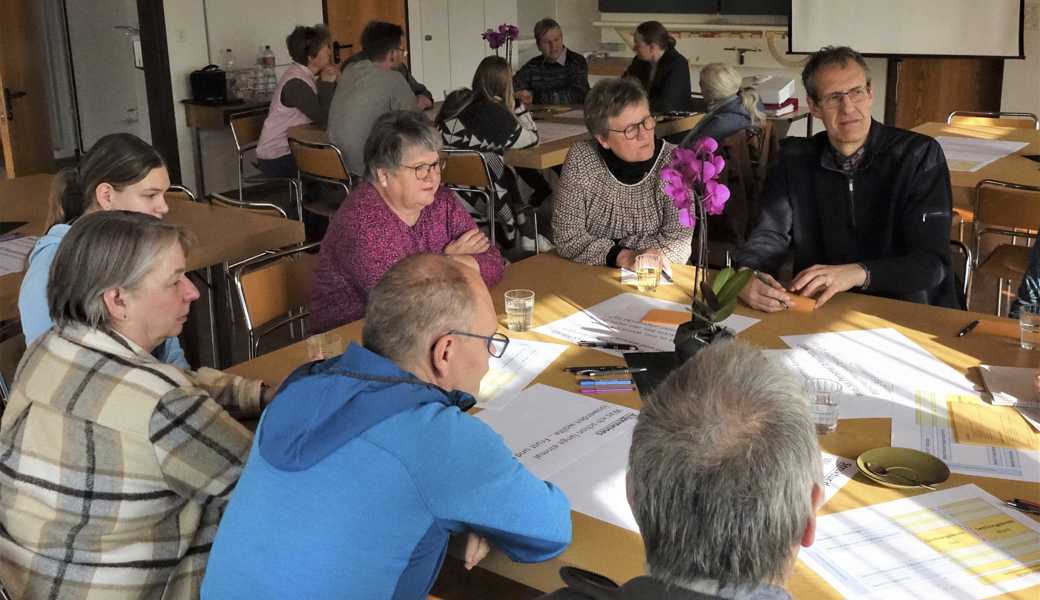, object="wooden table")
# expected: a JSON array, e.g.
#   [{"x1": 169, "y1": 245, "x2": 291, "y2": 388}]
[
  {"x1": 912, "y1": 121, "x2": 1040, "y2": 217},
  {"x1": 0, "y1": 173, "x2": 304, "y2": 322},
  {"x1": 227, "y1": 253, "x2": 1039, "y2": 598},
  {"x1": 288, "y1": 112, "x2": 704, "y2": 172}
]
